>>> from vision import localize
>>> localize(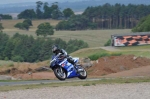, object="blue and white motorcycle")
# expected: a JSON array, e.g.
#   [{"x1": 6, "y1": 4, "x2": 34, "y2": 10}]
[{"x1": 50, "y1": 53, "x2": 87, "y2": 80}]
